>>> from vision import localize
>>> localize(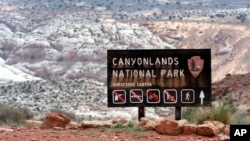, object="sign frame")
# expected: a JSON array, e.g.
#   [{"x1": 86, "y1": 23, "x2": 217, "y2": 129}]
[{"x1": 107, "y1": 49, "x2": 211, "y2": 108}]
